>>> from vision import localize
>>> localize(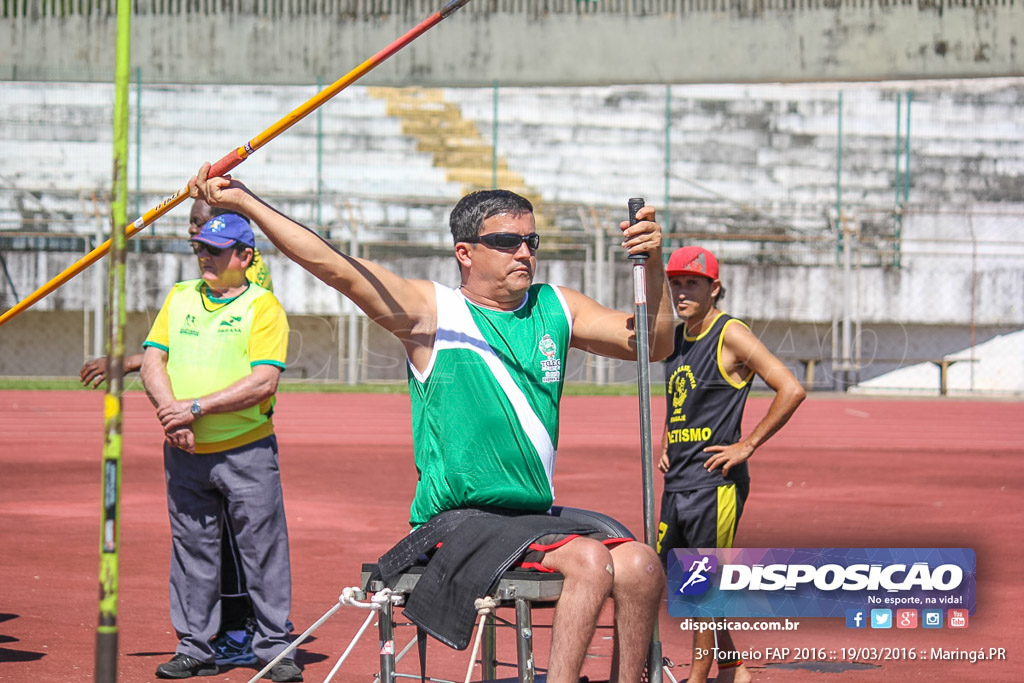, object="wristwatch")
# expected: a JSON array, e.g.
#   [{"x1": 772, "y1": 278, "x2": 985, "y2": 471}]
[{"x1": 190, "y1": 399, "x2": 202, "y2": 418}]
